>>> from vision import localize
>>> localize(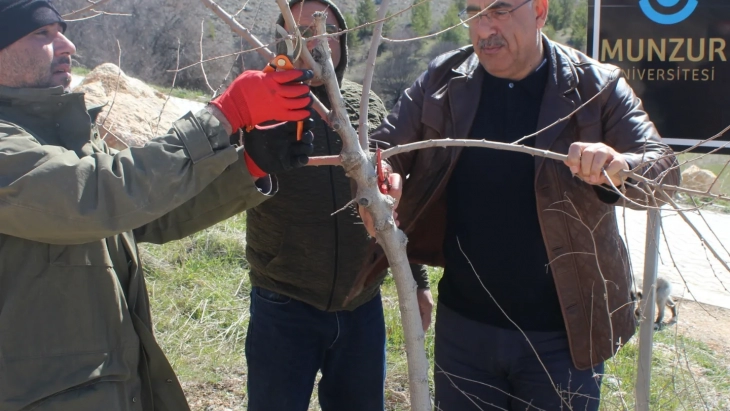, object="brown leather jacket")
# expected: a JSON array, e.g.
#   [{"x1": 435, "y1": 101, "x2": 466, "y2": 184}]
[{"x1": 357, "y1": 38, "x2": 680, "y2": 370}]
